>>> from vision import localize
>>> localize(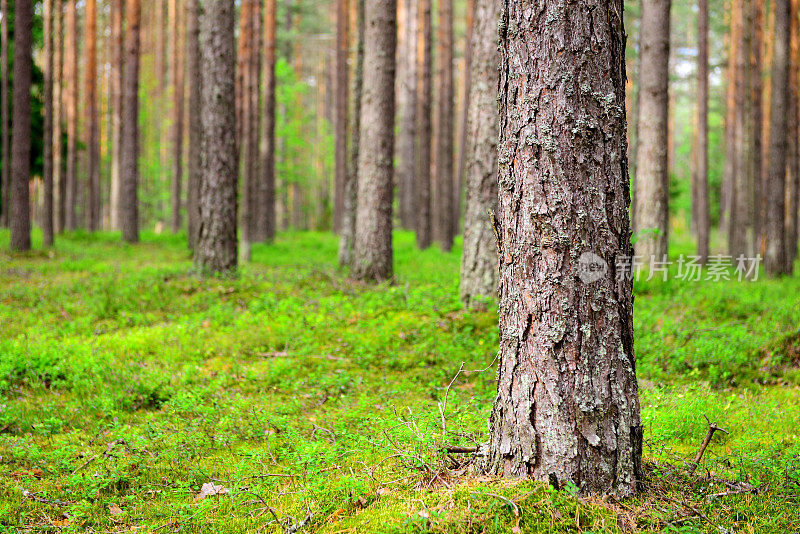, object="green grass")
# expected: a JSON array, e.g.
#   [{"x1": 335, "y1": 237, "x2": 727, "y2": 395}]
[{"x1": 0, "y1": 228, "x2": 798, "y2": 533}]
